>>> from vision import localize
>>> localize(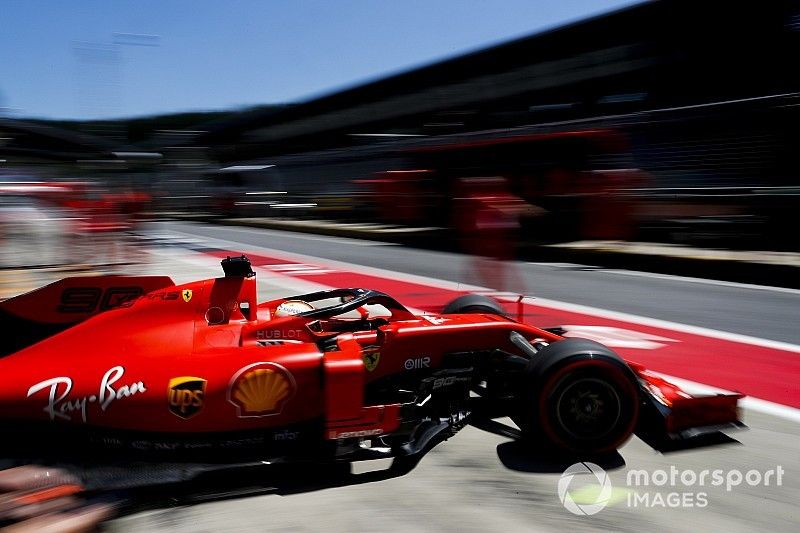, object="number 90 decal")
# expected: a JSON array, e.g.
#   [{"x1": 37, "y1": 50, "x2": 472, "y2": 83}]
[{"x1": 57, "y1": 287, "x2": 144, "y2": 313}]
